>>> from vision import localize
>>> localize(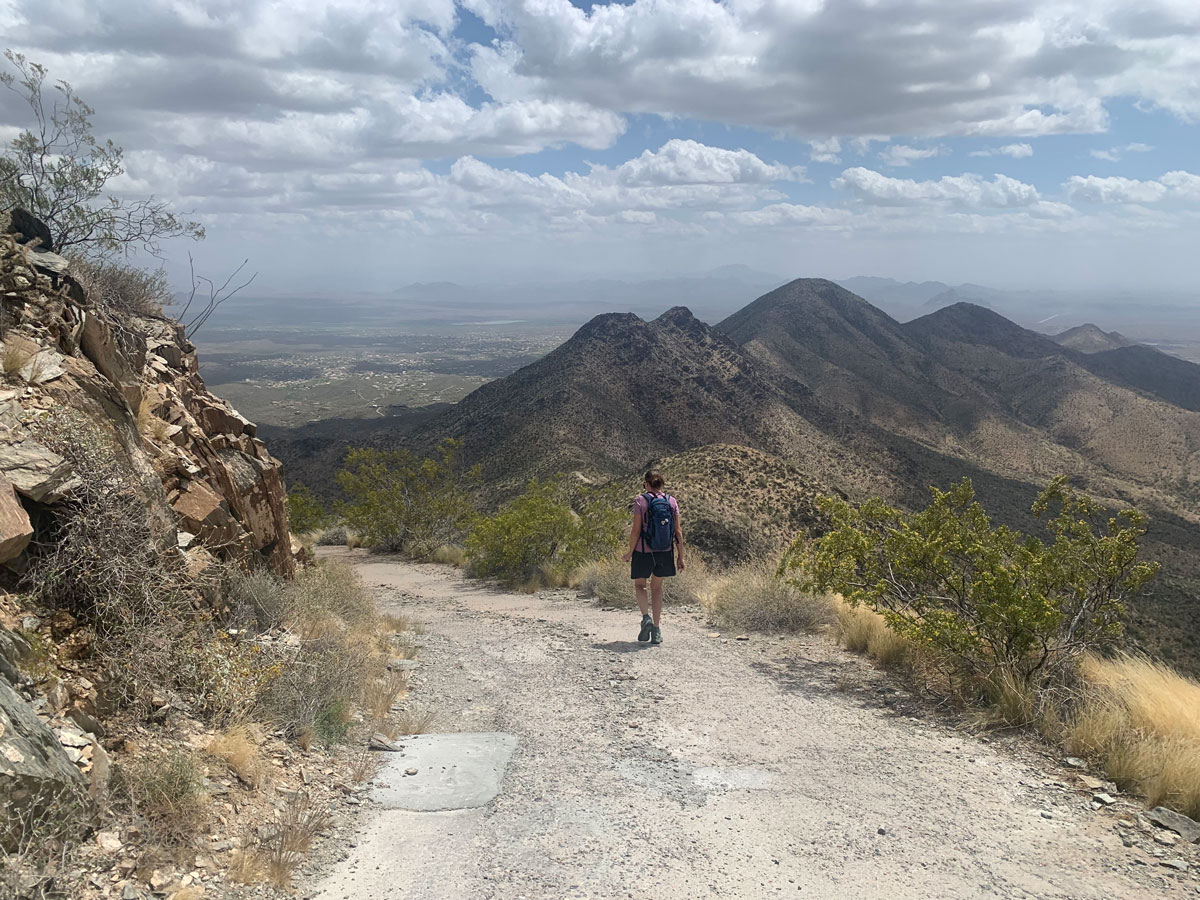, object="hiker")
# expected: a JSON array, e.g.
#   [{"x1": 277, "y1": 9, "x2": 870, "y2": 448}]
[{"x1": 621, "y1": 470, "x2": 685, "y2": 645}]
